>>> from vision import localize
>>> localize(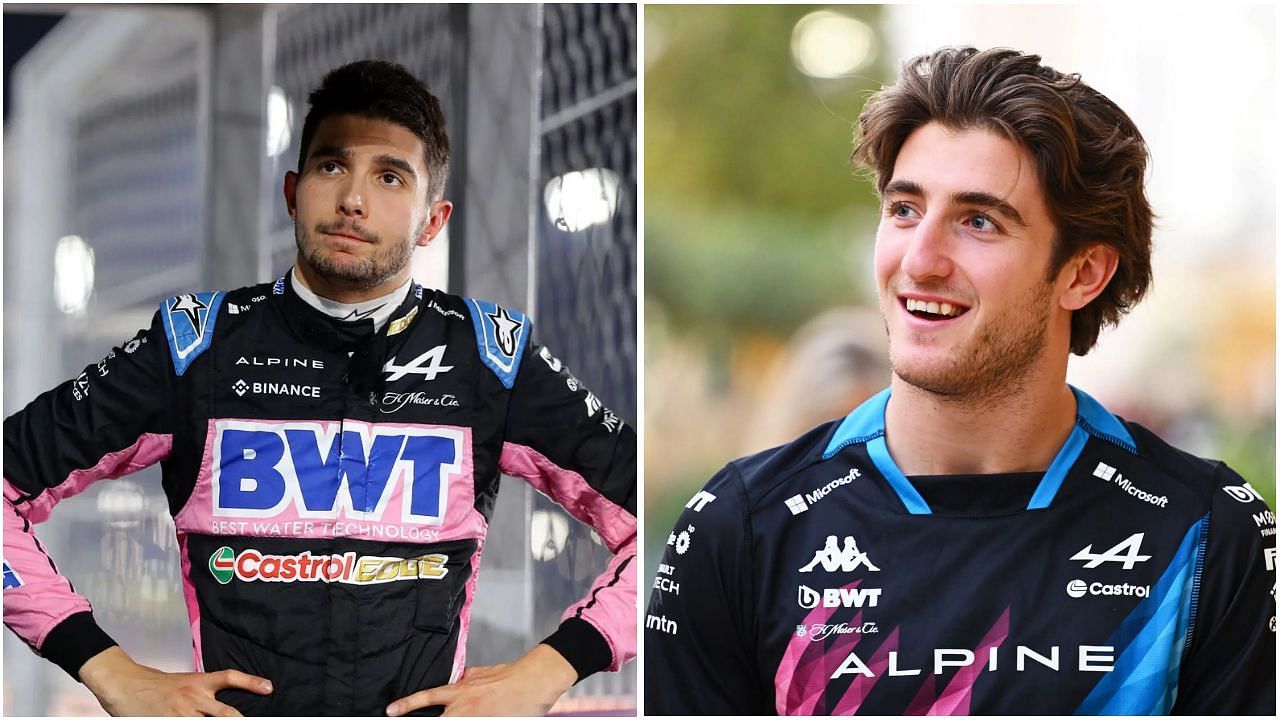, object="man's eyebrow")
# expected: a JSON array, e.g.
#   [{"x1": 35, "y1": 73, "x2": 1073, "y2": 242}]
[
  {"x1": 951, "y1": 191, "x2": 1027, "y2": 227},
  {"x1": 307, "y1": 147, "x2": 419, "y2": 183},
  {"x1": 882, "y1": 179, "x2": 1027, "y2": 227},
  {"x1": 308, "y1": 145, "x2": 351, "y2": 161},
  {"x1": 882, "y1": 179, "x2": 923, "y2": 197},
  {"x1": 374, "y1": 153, "x2": 418, "y2": 183}
]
